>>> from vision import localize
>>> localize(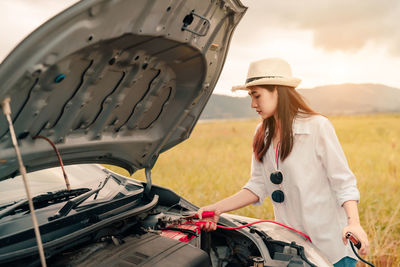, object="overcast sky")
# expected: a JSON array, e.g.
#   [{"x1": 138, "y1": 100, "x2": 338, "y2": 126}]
[{"x1": 1, "y1": 0, "x2": 399, "y2": 96}]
